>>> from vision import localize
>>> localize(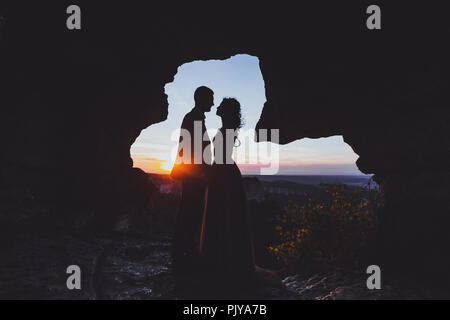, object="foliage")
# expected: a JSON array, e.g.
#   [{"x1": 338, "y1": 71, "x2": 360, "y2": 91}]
[{"x1": 268, "y1": 184, "x2": 381, "y2": 265}]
